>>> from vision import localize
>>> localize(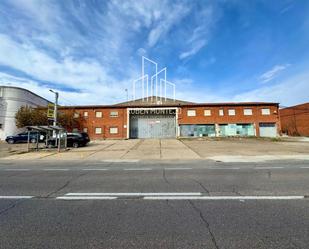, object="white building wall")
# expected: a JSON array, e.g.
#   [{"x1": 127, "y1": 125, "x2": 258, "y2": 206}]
[{"x1": 0, "y1": 86, "x2": 50, "y2": 140}]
